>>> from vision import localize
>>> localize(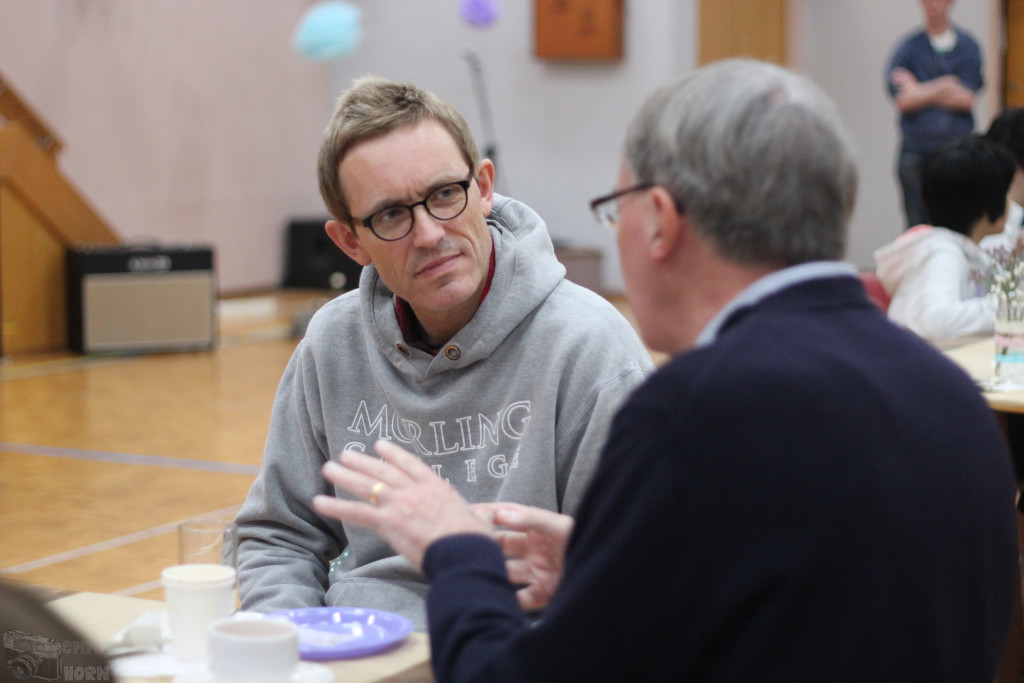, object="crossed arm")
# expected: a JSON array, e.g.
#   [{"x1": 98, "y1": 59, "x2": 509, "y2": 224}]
[
  {"x1": 311, "y1": 440, "x2": 573, "y2": 611},
  {"x1": 890, "y1": 67, "x2": 975, "y2": 113}
]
